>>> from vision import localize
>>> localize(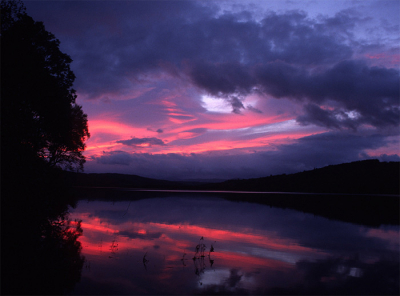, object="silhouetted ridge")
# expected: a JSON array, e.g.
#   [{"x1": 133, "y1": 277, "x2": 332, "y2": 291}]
[
  {"x1": 205, "y1": 159, "x2": 399, "y2": 195},
  {"x1": 66, "y1": 160, "x2": 399, "y2": 227},
  {"x1": 64, "y1": 172, "x2": 183, "y2": 189},
  {"x1": 66, "y1": 160, "x2": 399, "y2": 195}
]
